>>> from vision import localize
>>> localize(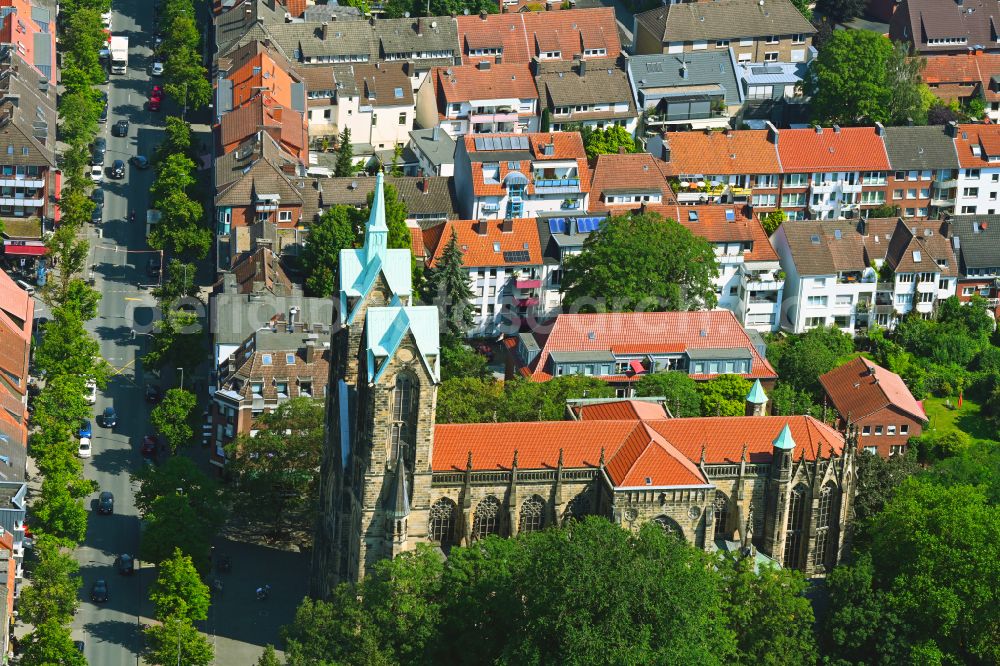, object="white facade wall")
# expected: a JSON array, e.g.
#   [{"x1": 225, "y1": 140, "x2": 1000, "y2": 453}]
[
  {"x1": 954, "y1": 165, "x2": 1000, "y2": 215},
  {"x1": 335, "y1": 97, "x2": 415, "y2": 151}
]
